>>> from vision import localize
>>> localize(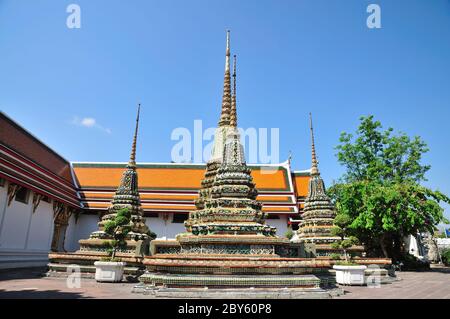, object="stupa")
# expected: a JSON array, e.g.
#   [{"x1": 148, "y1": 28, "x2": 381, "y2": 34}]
[
  {"x1": 138, "y1": 32, "x2": 331, "y2": 289},
  {"x1": 48, "y1": 105, "x2": 155, "y2": 275},
  {"x1": 294, "y1": 114, "x2": 363, "y2": 257}
]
